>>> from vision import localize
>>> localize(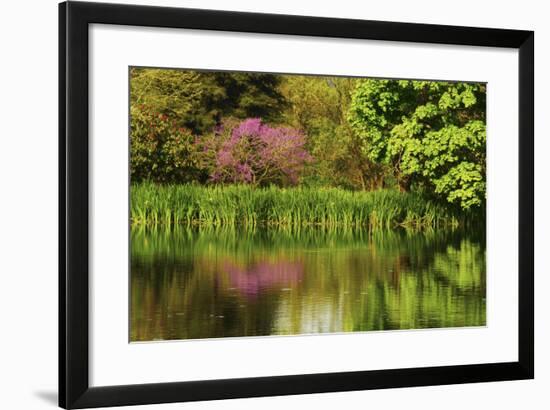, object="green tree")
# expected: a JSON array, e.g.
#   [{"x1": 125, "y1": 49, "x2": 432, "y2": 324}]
[
  {"x1": 207, "y1": 72, "x2": 287, "y2": 125},
  {"x1": 130, "y1": 68, "x2": 204, "y2": 127},
  {"x1": 349, "y1": 79, "x2": 486, "y2": 209},
  {"x1": 130, "y1": 104, "x2": 203, "y2": 183},
  {"x1": 280, "y1": 75, "x2": 384, "y2": 190},
  {"x1": 130, "y1": 68, "x2": 287, "y2": 134}
]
